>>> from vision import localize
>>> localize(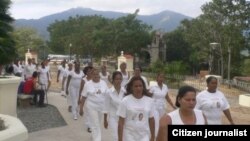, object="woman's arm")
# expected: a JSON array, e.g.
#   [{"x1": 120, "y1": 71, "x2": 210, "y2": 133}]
[
  {"x1": 118, "y1": 117, "x2": 125, "y2": 141},
  {"x1": 149, "y1": 117, "x2": 155, "y2": 141},
  {"x1": 79, "y1": 96, "x2": 86, "y2": 116},
  {"x1": 165, "y1": 94, "x2": 176, "y2": 109},
  {"x1": 156, "y1": 114, "x2": 171, "y2": 141},
  {"x1": 65, "y1": 75, "x2": 72, "y2": 95},
  {"x1": 223, "y1": 109, "x2": 234, "y2": 124}
]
